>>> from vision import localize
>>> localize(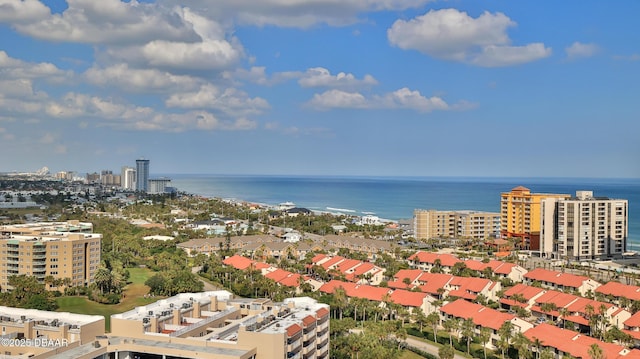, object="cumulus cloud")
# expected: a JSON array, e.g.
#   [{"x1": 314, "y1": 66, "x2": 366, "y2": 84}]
[
  {"x1": 165, "y1": 84, "x2": 270, "y2": 117},
  {"x1": 225, "y1": 66, "x2": 376, "y2": 90},
  {"x1": 0, "y1": 51, "x2": 72, "y2": 81},
  {"x1": 565, "y1": 42, "x2": 598, "y2": 60},
  {"x1": 308, "y1": 90, "x2": 369, "y2": 110},
  {"x1": 387, "y1": 9, "x2": 551, "y2": 67},
  {"x1": 4, "y1": 2, "x2": 243, "y2": 71},
  {"x1": 307, "y1": 87, "x2": 464, "y2": 112},
  {"x1": 41, "y1": 92, "x2": 256, "y2": 132},
  {"x1": 0, "y1": 0, "x2": 50, "y2": 23},
  {"x1": 298, "y1": 67, "x2": 377, "y2": 89},
  {"x1": 164, "y1": 0, "x2": 433, "y2": 28},
  {"x1": 84, "y1": 64, "x2": 201, "y2": 92},
  {"x1": 10, "y1": 0, "x2": 198, "y2": 44}
]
